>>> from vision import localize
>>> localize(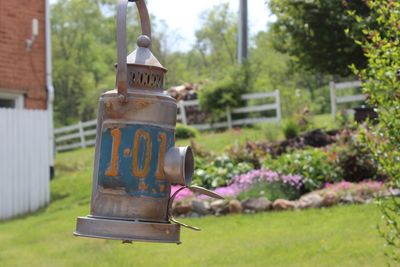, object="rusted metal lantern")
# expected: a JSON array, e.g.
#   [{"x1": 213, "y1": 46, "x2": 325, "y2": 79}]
[{"x1": 74, "y1": 0, "x2": 222, "y2": 244}]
